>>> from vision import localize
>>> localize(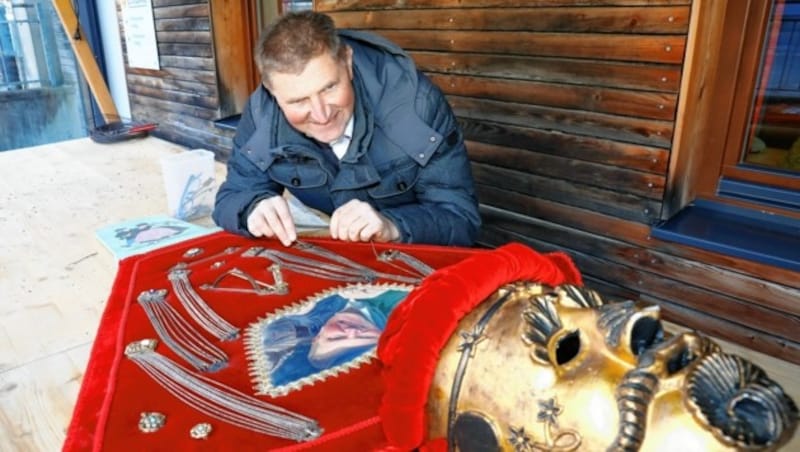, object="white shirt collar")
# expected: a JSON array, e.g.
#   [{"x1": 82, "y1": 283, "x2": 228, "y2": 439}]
[{"x1": 329, "y1": 115, "x2": 354, "y2": 160}]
